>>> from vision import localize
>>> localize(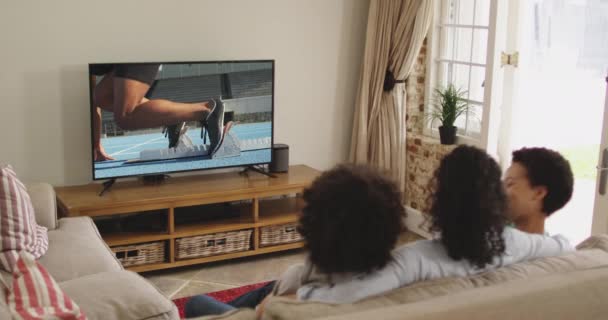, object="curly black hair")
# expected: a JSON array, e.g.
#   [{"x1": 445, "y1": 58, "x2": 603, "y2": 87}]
[
  {"x1": 512, "y1": 147, "x2": 574, "y2": 216},
  {"x1": 297, "y1": 164, "x2": 405, "y2": 275},
  {"x1": 429, "y1": 145, "x2": 507, "y2": 269}
]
